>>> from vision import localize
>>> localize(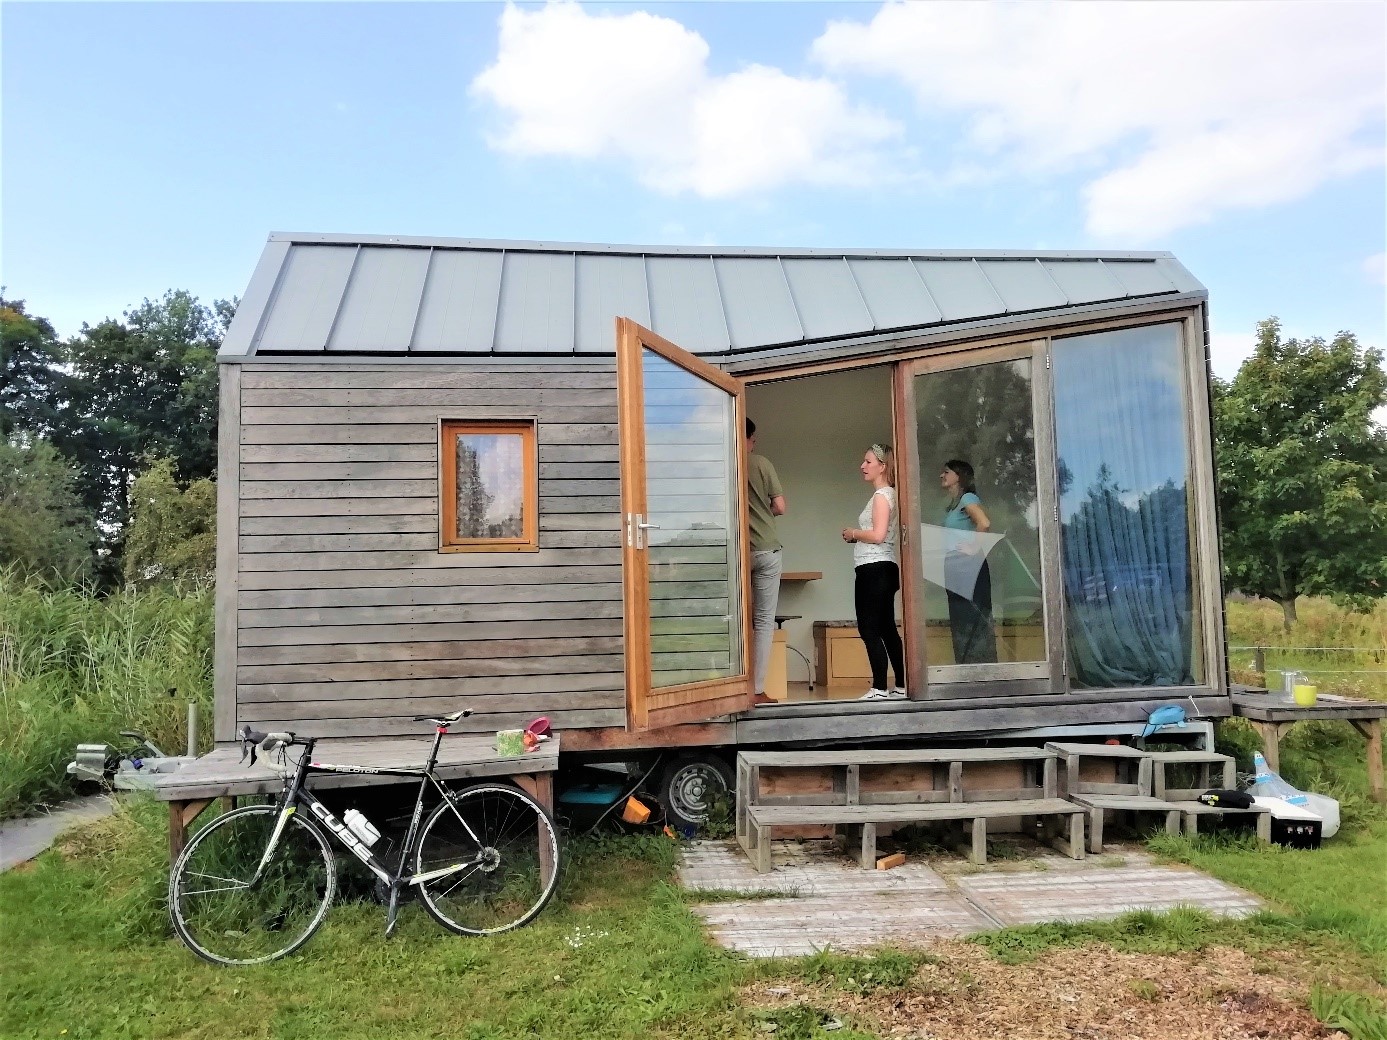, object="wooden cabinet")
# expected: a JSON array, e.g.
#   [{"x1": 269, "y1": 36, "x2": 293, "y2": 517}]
[{"x1": 813, "y1": 621, "x2": 903, "y2": 688}]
